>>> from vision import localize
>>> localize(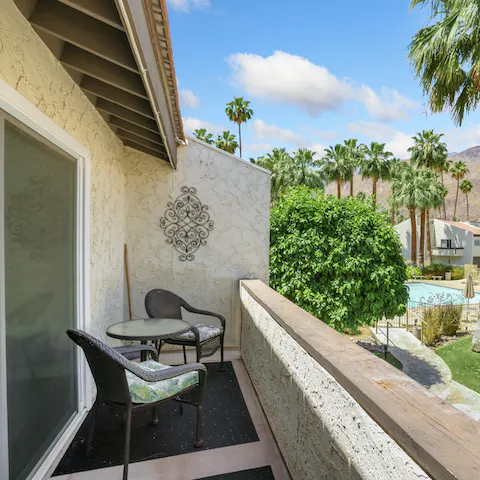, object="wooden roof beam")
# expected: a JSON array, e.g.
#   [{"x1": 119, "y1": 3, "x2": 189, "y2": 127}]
[
  {"x1": 30, "y1": 0, "x2": 138, "y2": 72},
  {"x1": 122, "y1": 140, "x2": 169, "y2": 162},
  {"x1": 81, "y1": 77, "x2": 154, "y2": 119},
  {"x1": 57, "y1": 0, "x2": 124, "y2": 31},
  {"x1": 109, "y1": 117, "x2": 164, "y2": 145},
  {"x1": 61, "y1": 44, "x2": 147, "y2": 99},
  {"x1": 95, "y1": 99, "x2": 159, "y2": 133},
  {"x1": 117, "y1": 129, "x2": 167, "y2": 155}
]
